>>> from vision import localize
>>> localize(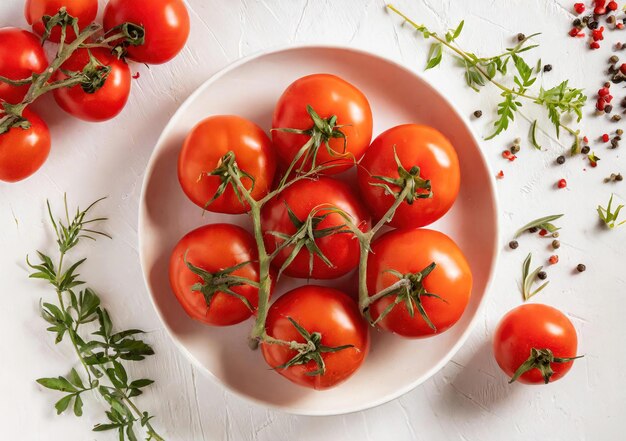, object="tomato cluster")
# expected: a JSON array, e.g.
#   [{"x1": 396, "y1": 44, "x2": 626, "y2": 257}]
[
  {"x1": 0, "y1": 0, "x2": 190, "y2": 182},
  {"x1": 171, "y1": 73, "x2": 473, "y2": 390}
]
